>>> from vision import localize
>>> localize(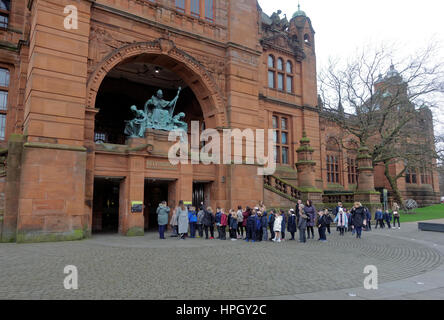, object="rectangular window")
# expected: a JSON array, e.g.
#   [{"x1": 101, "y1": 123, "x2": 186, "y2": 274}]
[
  {"x1": 272, "y1": 114, "x2": 290, "y2": 165},
  {"x1": 286, "y1": 76, "x2": 293, "y2": 93},
  {"x1": 191, "y1": 0, "x2": 200, "y2": 17},
  {"x1": 175, "y1": 0, "x2": 186, "y2": 12},
  {"x1": 268, "y1": 71, "x2": 275, "y2": 89},
  {"x1": 281, "y1": 132, "x2": 288, "y2": 145},
  {"x1": 0, "y1": 114, "x2": 5, "y2": 140},
  {"x1": 0, "y1": 91, "x2": 7, "y2": 111},
  {"x1": 272, "y1": 116, "x2": 278, "y2": 129},
  {"x1": 274, "y1": 146, "x2": 280, "y2": 164},
  {"x1": 0, "y1": 67, "x2": 9, "y2": 140},
  {"x1": 278, "y1": 73, "x2": 284, "y2": 90},
  {"x1": 282, "y1": 147, "x2": 289, "y2": 164},
  {"x1": 204, "y1": 0, "x2": 214, "y2": 21},
  {"x1": 281, "y1": 118, "x2": 287, "y2": 130},
  {"x1": 327, "y1": 155, "x2": 340, "y2": 184}
]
